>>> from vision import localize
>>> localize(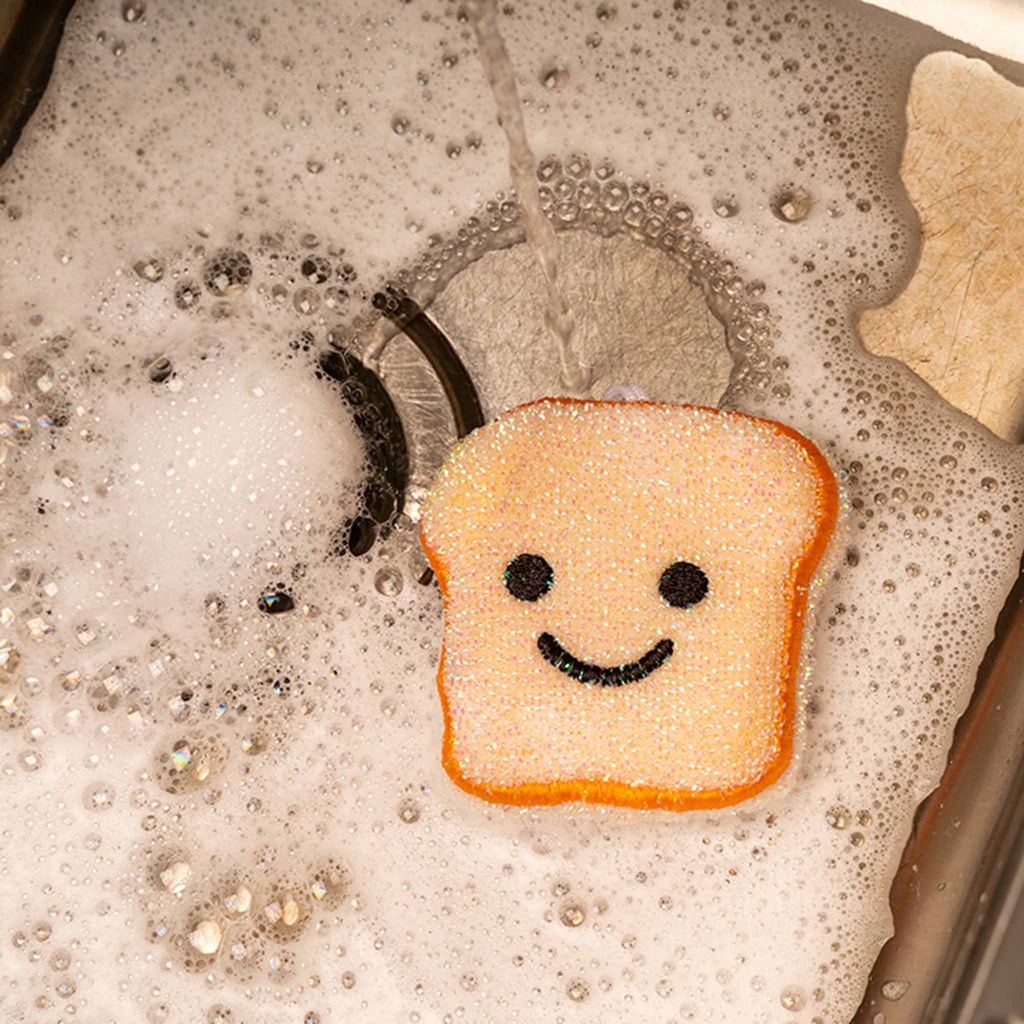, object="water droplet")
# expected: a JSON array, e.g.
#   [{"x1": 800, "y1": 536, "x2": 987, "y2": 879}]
[
  {"x1": 541, "y1": 65, "x2": 570, "y2": 90},
  {"x1": 881, "y1": 979, "x2": 911, "y2": 1001},
  {"x1": 159, "y1": 860, "x2": 191, "y2": 894},
  {"x1": 712, "y1": 102, "x2": 731, "y2": 121},
  {"x1": 780, "y1": 985, "x2": 806, "y2": 1011},
  {"x1": 826, "y1": 806, "x2": 848, "y2": 829},
  {"x1": 258, "y1": 590, "x2": 294, "y2": 614},
  {"x1": 48, "y1": 948, "x2": 71, "y2": 971},
  {"x1": 18, "y1": 749, "x2": 41, "y2": 771},
  {"x1": 293, "y1": 287, "x2": 320, "y2": 314},
  {"x1": 772, "y1": 186, "x2": 812, "y2": 222},
  {"x1": 596, "y1": 2, "x2": 617, "y2": 20},
  {"x1": 374, "y1": 567, "x2": 404, "y2": 596},
  {"x1": 397, "y1": 798, "x2": 420, "y2": 823},
  {"x1": 559, "y1": 902, "x2": 586, "y2": 927},
  {"x1": 133, "y1": 255, "x2": 164, "y2": 282},
  {"x1": 188, "y1": 919, "x2": 222, "y2": 955},
  {"x1": 147, "y1": 356, "x2": 173, "y2": 383},
  {"x1": 392, "y1": 116, "x2": 409, "y2": 135},
  {"x1": 174, "y1": 280, "x2": 201, "y2": 310},
  {"x1": 713, "y1": 191, "x2": 739, "y2": 218},
  {"x1": 83, "y1": 782, "x2": 114, "y2": 811},
  {"x1": 122, "y1": 1, "x2": 145, "y2": 21},
  {"x1": 566, "y1": 979, "x2": 589, "y2": 1002}
]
